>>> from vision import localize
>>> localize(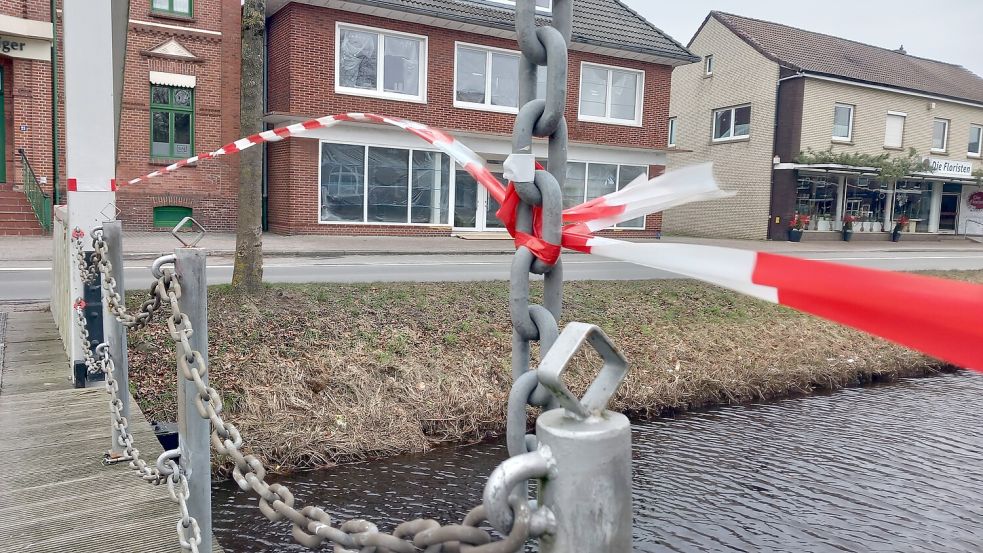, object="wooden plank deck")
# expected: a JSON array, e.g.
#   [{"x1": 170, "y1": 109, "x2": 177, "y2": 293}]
[{"x1": 0, "y1": 308, "x2": 222, "y2": 552}]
